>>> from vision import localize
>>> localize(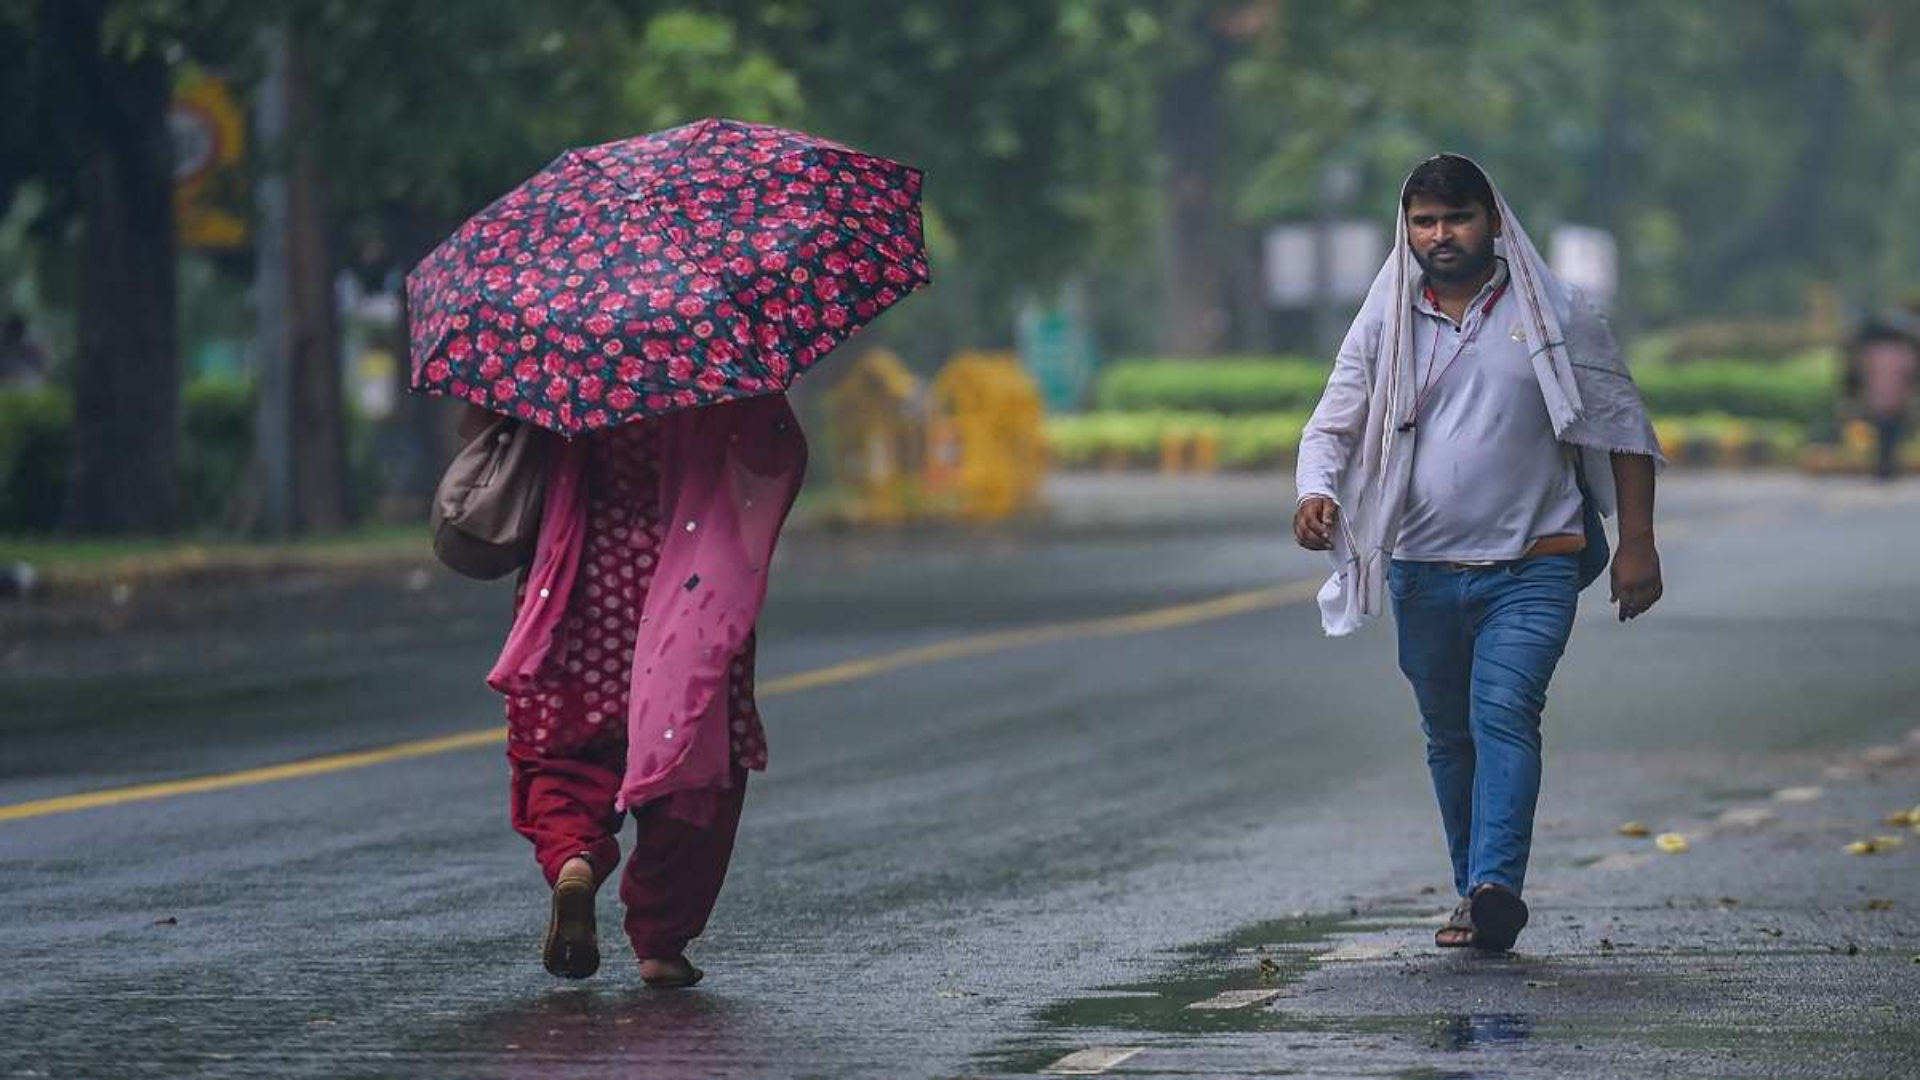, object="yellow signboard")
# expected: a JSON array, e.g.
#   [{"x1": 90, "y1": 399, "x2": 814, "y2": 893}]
[{"x1": 170, "y1": 73, "x2": 247, "y2": 249}]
